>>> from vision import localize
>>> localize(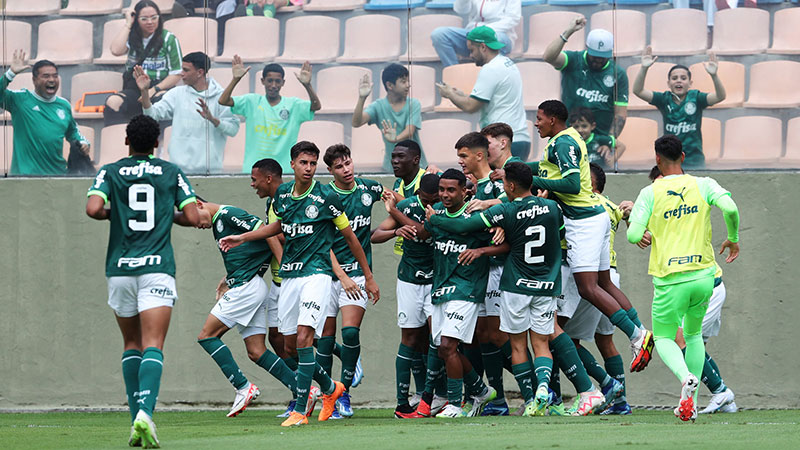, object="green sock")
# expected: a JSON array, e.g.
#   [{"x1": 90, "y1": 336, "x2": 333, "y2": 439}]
[
  {"x1": 512, "y1": 361, "x2": 534, "y2": 402},
  {"x1": 340, "y1": 326, "x2": 360, "y2": 389},
  {"x1": 283, "y1": 356, "x2": 298, "y2": 371},
  {"x1": 137, "y1": 347, "x2": 164, "y2": 416},
  {"x1": 626, "y1": 307, "x2": 643, "y2": 328},
  {"x1": 121, "y1": 350, "x2": 142, "y2": 423},
  {"x1": 447, "y1": 377, "x2": 464, "y2": 405},
  {"x1": 315, "y1": 336, "x2": 336, "y2": 380},
  {"x1": 293, "y1": 347, "x2": 316, "y2": 413},
  {"x1": 411, "y1": 351, "x2": 427, "y2": 393},
  {"x1": 604, "y1": 355, "x2": 626, "y2": 401},
  {"x1": 424, "y1": 342, "x2": 444, "y2": 395},
  {"x1": 256, "y1": 350, "x2": 297, "y2": 395},
  {"x1": 463, "y1": 344, "x2": 484, "y2": 378},
  {"x1": 533, "y1": 356, "x2": 553, "y2": 391},
  {"x1": 480, "y1": 343, "x2": 505, "y2": 401},
  {"x1": 702, "y1": 352, "x2": 726, "y2": 394},
  {"x1": 333, "y1": 342, "x2": 343, "y2": 359},
  {"x1": 499, "y1": 340, "x2": 513, "y2": 373},
  {"x1": 548, "y1": 342, "x2": 562, "y2": 400},
  {"x1": 550, "y1": 334, "x2": 593, "y2": 393},
  {"x1": 463, "y1": 367, "x2": 487, "y2": 397},
  {"x1": 576, "y1": 345, "x2": 609, "y2": 386},
  {"x1": 609, "y1": 309, "x2": 639, "y2": 340},
  {"x1": 313, "y1": 361, "x2": 334, "y2": 395},
  {"x1": 396, "y1": 344, "x2": 415, "y2": 405},
  {"x1": 198, "y1": 338, "x2": 248, "y2": 390}
]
